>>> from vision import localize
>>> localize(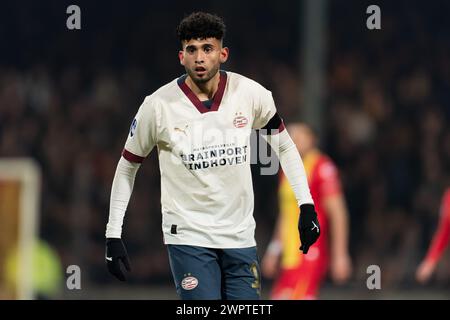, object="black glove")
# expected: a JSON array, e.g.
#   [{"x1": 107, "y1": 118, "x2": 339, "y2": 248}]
[
  {"x1": 105, "y1": 238, "x2": 131, "y2": 281},
  {"x1": 298, "y1": 204, "x2": 320, "y2": 254}
]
